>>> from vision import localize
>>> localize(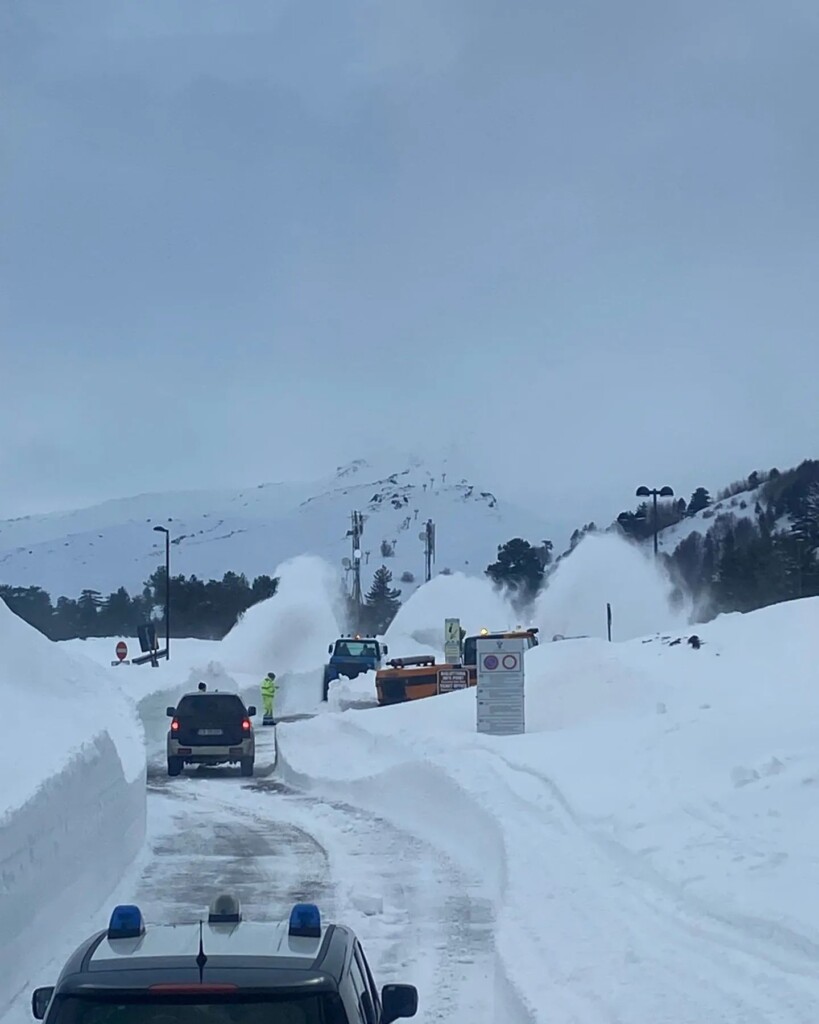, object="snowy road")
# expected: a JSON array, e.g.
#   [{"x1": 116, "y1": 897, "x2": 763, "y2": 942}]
[{"x1": 132, "y1": 728, "x2": 508, "y2": 1024}]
